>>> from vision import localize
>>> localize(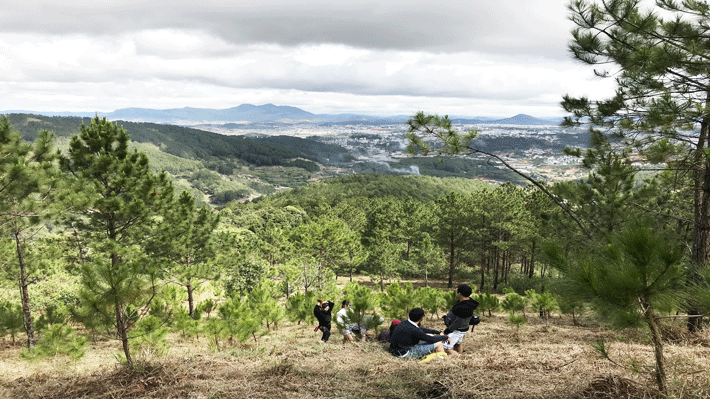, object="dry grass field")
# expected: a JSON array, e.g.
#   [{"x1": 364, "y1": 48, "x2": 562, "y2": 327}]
[{"x1": 1, "y1": 310, "x2": 709, "y2": 399}]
